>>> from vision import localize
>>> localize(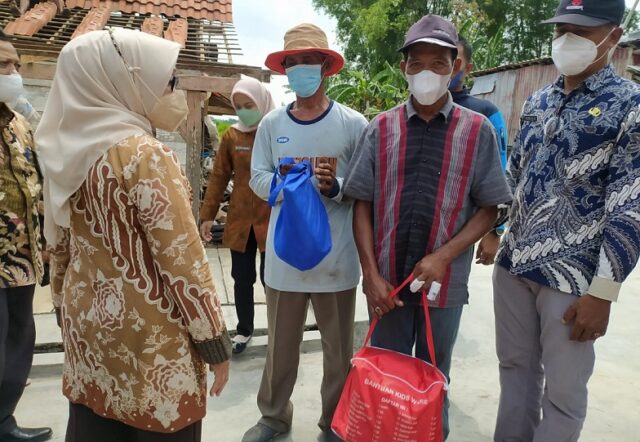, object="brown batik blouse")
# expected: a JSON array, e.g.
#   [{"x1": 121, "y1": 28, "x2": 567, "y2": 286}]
[
  {"x1": 49, "y1": 134, "x2": 231, "y2": 433},
  {"x1": 200, "y1": 127, "x2": 269, "y2": 252}
]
